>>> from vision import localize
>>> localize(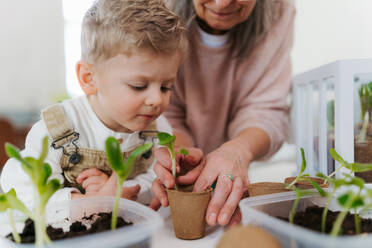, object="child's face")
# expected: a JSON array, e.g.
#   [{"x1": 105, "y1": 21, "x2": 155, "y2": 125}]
[{"x1": 88, "y1": 50, "x2": 180, "y2": 133}]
